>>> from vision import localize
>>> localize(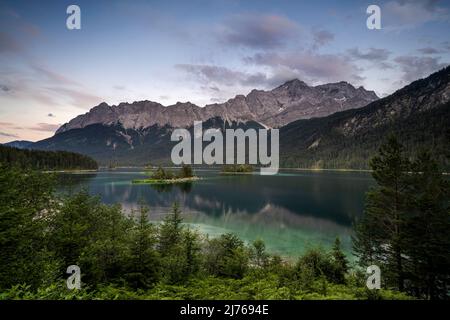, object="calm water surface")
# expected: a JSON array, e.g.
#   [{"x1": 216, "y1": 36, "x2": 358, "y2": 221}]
[{"x1": 58, "y1": 168, "x2": 375, "y2": 259}]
